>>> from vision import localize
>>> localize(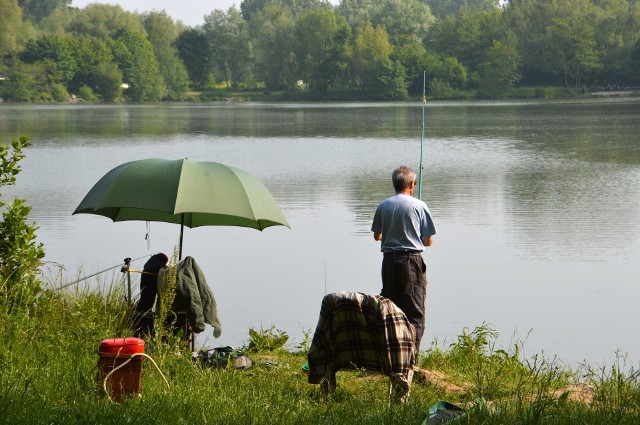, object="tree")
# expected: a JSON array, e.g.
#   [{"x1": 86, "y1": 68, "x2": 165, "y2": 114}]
[
  {"x1": 538, "y1": 1, "x2": 601, "y2": 89},
  {"x1": 0, "y1": 0, "x2": 23, "y2": 57},
  {"x1": 0, "y1": 58, "x2": 38, "y2": 101},
  {"x1": 203, "y1": 7, "x2": 252, "y2": 88},
  {"x1": 175, "y1": 28, "x2": 213, "y2": 87},
  {"x1": 365, "y1": 0, "x2": 434, "y2": 45},
  {"x1": 142, "y1": 11, "x2": 190, "y2": 99},
  {"x1": 426, "y1": 7, "x2": 502, "y2": 76},
  {"x1": 392, "y1": 37, "x2": 429, "y2": 95},
  {"x1": 20, "y1": 34, "x2": 77, "y2": 87},
  {"x1": 351, "y1": 22, "x2": 406, "y2": 98},
  {"x1": 337, "y1": 0, "x2": 373, "y2": 29},
  {"x1": 338, "y1": 0, "x2": 433, "y2": 45},
  {"x1": 110, "y1": 28, "x2": 166, "y2": 101},
  {"x1": 594, "y1": 0, "x2": 640, "y2": 85},
  {"x1": 0, "y1": 137, "x2": 45, "y2": 303},
  {"x1": 478, "y1": 30, "x2": 522, "y2": 96},
  {"x1": 295, "y1": 8, "x2": 348, "y2": 95},
  {"x1": 68, "y1": 35, "x2": 120, "y2": 99},
  {"x1": 93, "y1": 61, "x2": 123, "y2": 101},
  {"x1": 241, "y1": 0, "x2": 332, "y2": 21},
  {"x1": 67, "y1": 3, "x2": 145, "y2": 39},
  {"x1": 425, "y1": 0, "x2": 500, "y2": 19},
  {"x1": 18, "y1": 0, "x2": 70, "y2": 23},
  {"x1": 250, "y1": 4, "x2": 298, "y2": 90},
  {"x1": 631, "y1": 37, "x2": 640, "y2": 85}
]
